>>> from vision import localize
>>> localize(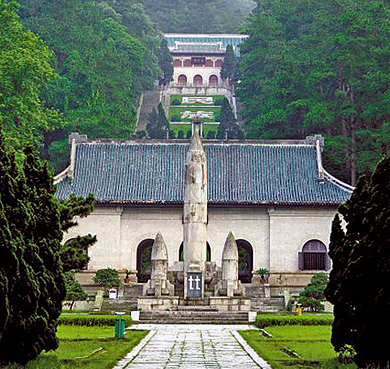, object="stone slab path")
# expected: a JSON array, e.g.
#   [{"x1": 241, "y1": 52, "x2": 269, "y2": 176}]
[{"x1": 113, "y1": 324, "x2": 272, "y2": 369}]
